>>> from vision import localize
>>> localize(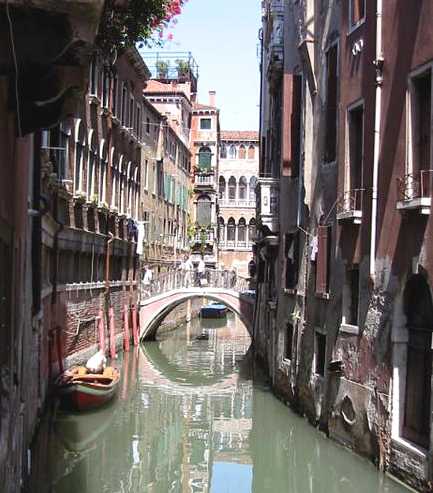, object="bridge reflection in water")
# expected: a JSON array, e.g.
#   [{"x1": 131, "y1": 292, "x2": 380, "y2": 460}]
[{"x1": 29, "y1": 314, "x2": 408, "y2": 493}]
